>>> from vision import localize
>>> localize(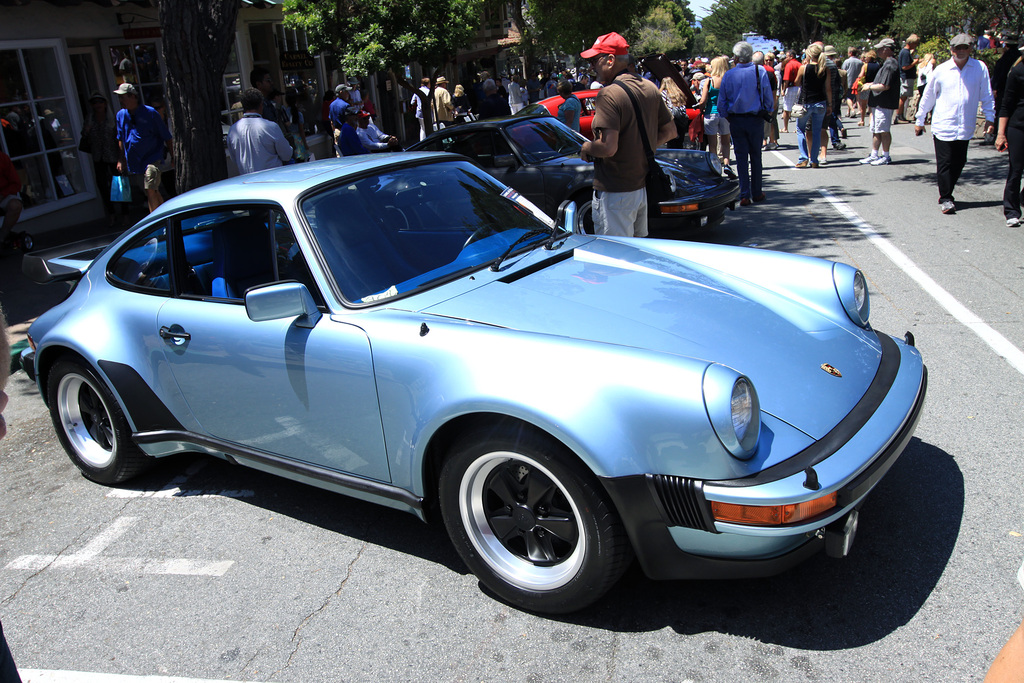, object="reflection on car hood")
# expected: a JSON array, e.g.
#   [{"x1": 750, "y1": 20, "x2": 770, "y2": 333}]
[{"x1": 421, "y1": 239, "x2": 882, "y2": 440}]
